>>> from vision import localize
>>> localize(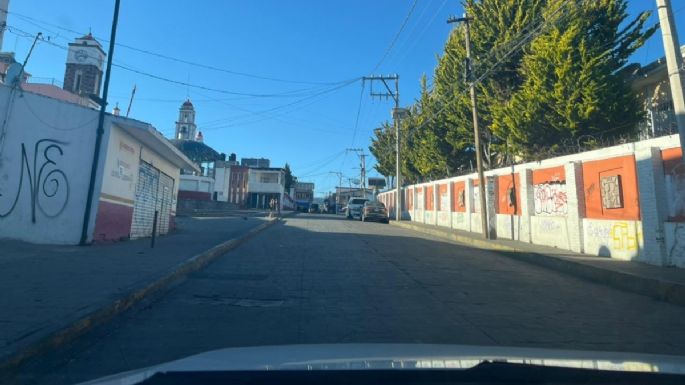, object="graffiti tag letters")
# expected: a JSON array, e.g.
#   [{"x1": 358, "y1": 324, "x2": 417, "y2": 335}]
[
  {"x1": 534, "y1": 182, "x2": 567, "y2": 216},
  {"x1": 0, "y1": 139, "x2": 69, "y2": 222}
]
